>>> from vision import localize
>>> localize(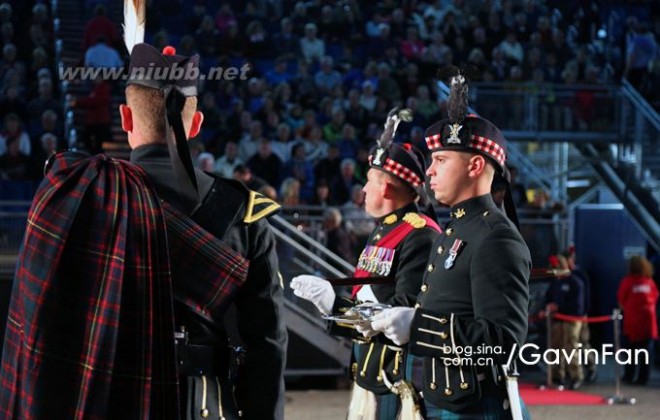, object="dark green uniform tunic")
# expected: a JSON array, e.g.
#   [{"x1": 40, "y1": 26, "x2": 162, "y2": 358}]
[{"x1": 406, "y1": 194, "x2": 530, "y2": 418}]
